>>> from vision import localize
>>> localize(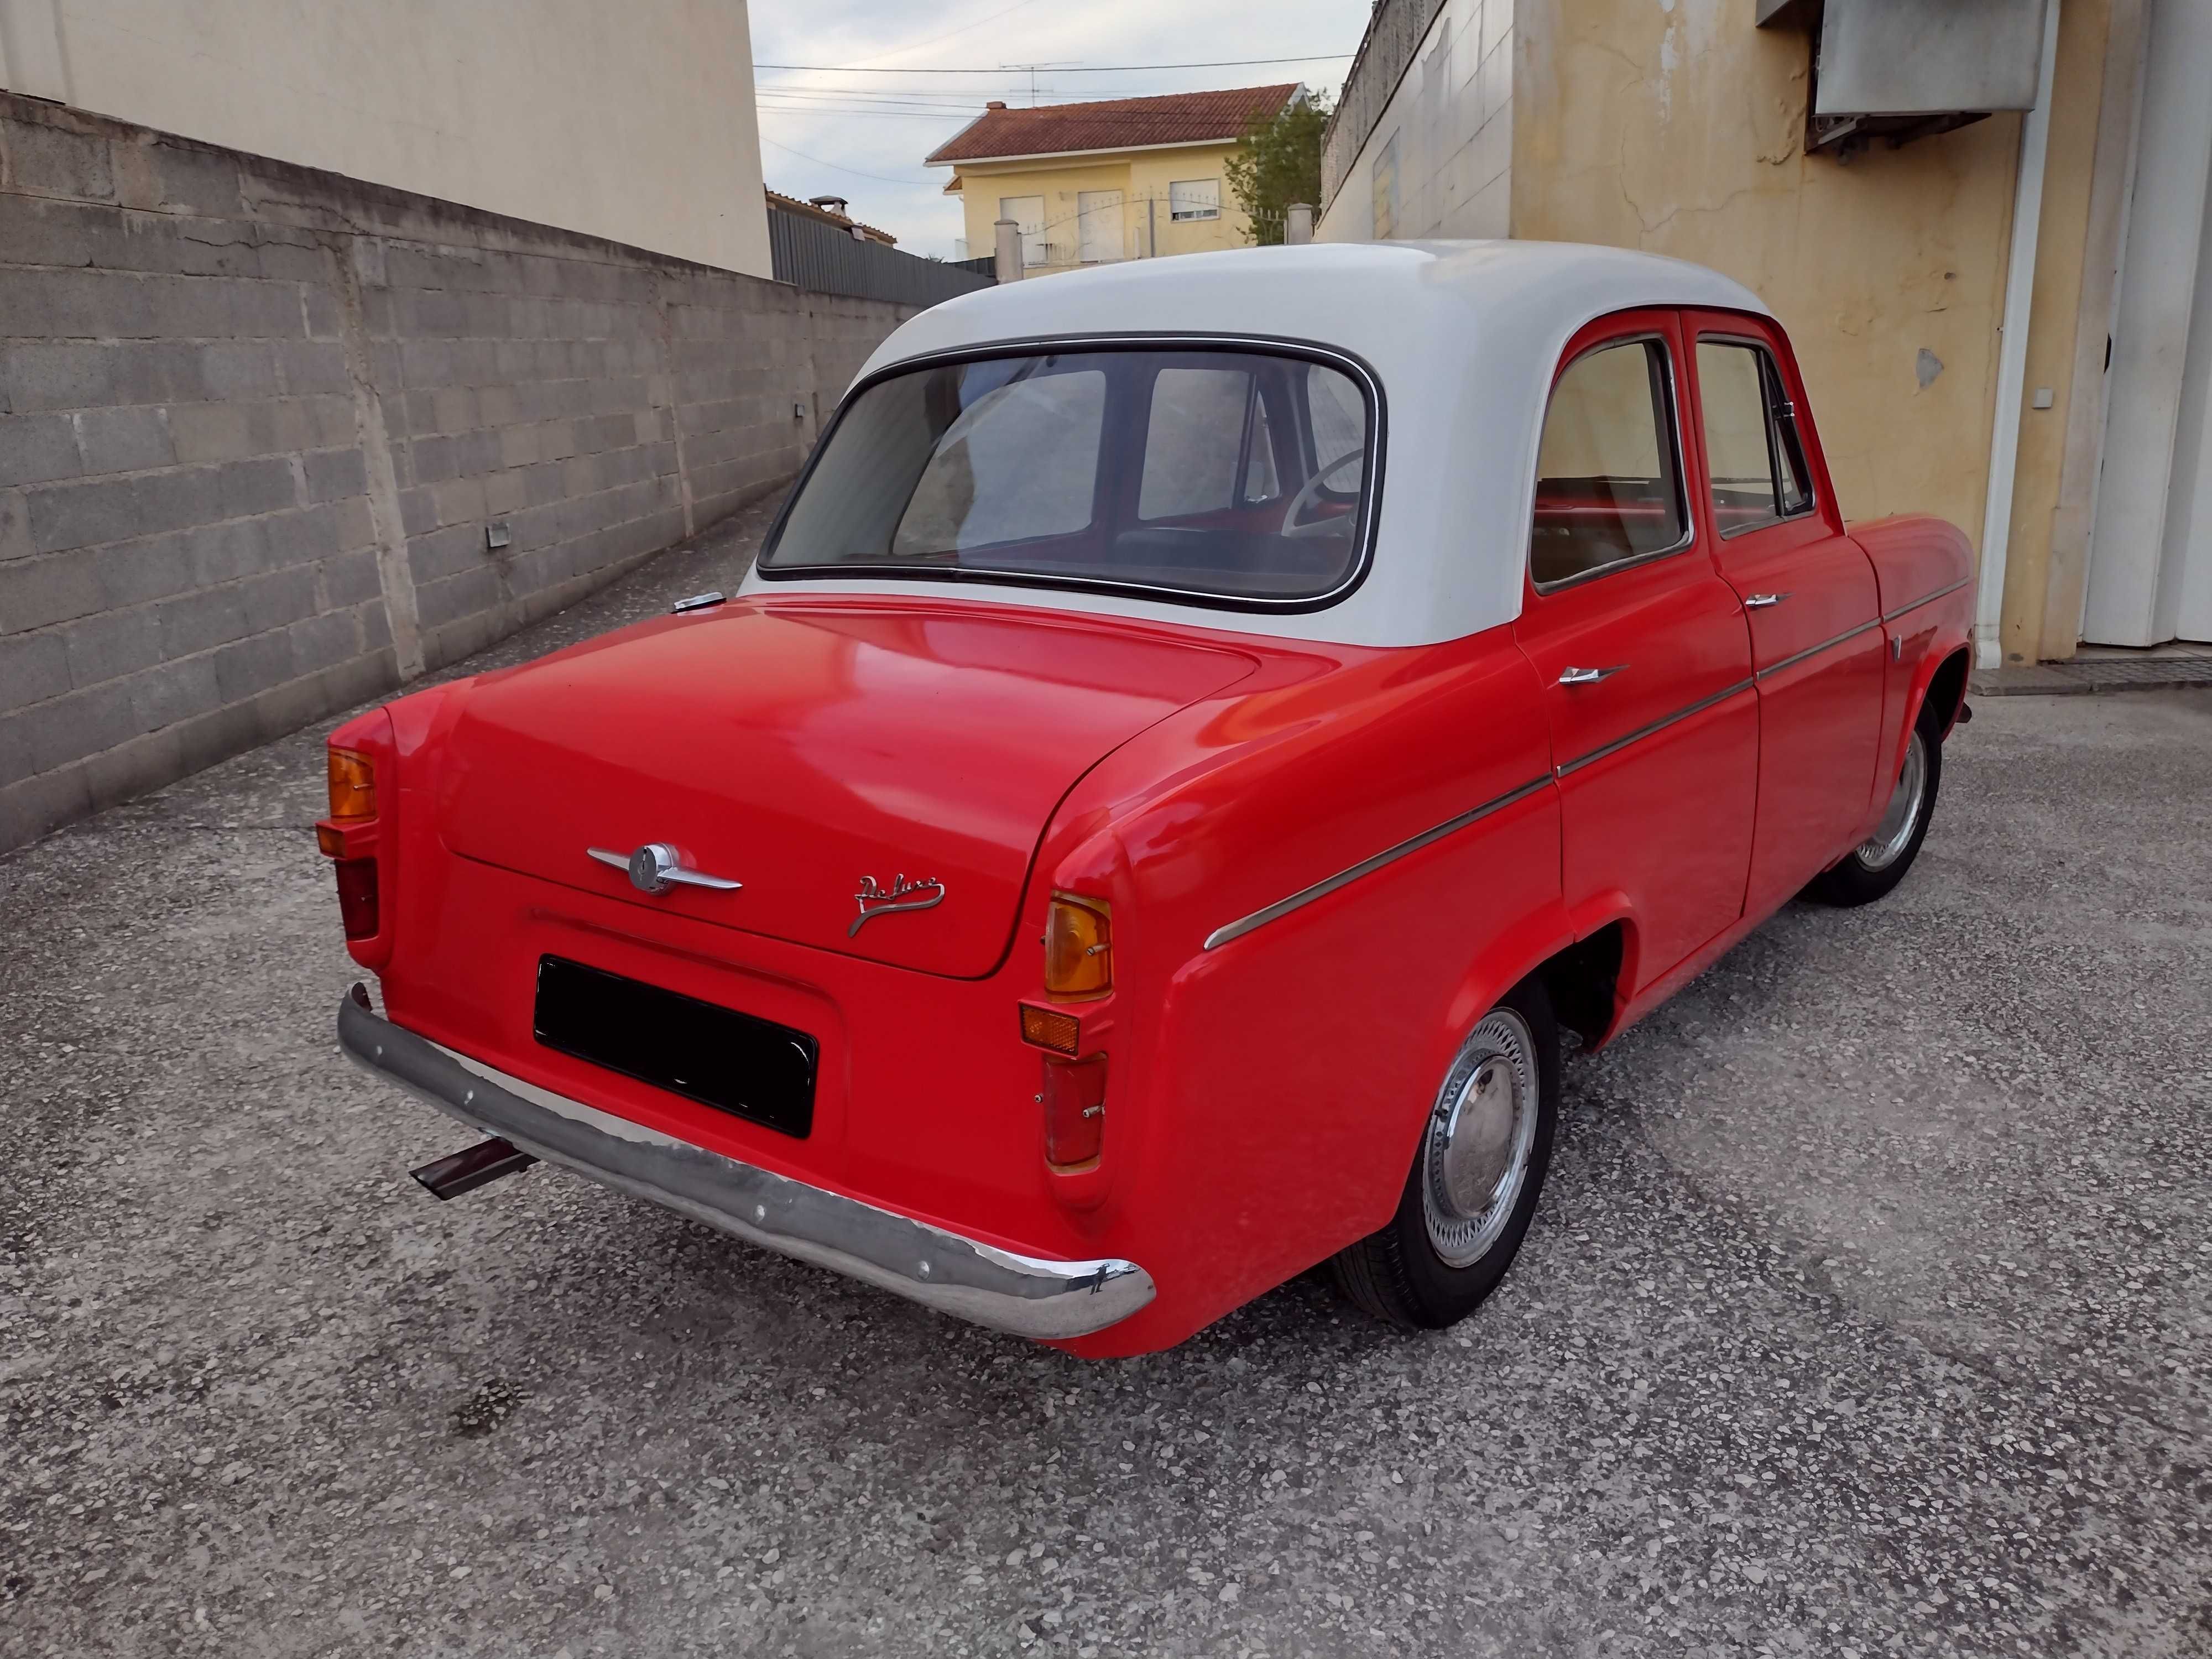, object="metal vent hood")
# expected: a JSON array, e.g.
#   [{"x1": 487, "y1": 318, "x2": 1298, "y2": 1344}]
[{"x1": 1760, "y1": 0, "x2": 2048, "y2": 154}]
